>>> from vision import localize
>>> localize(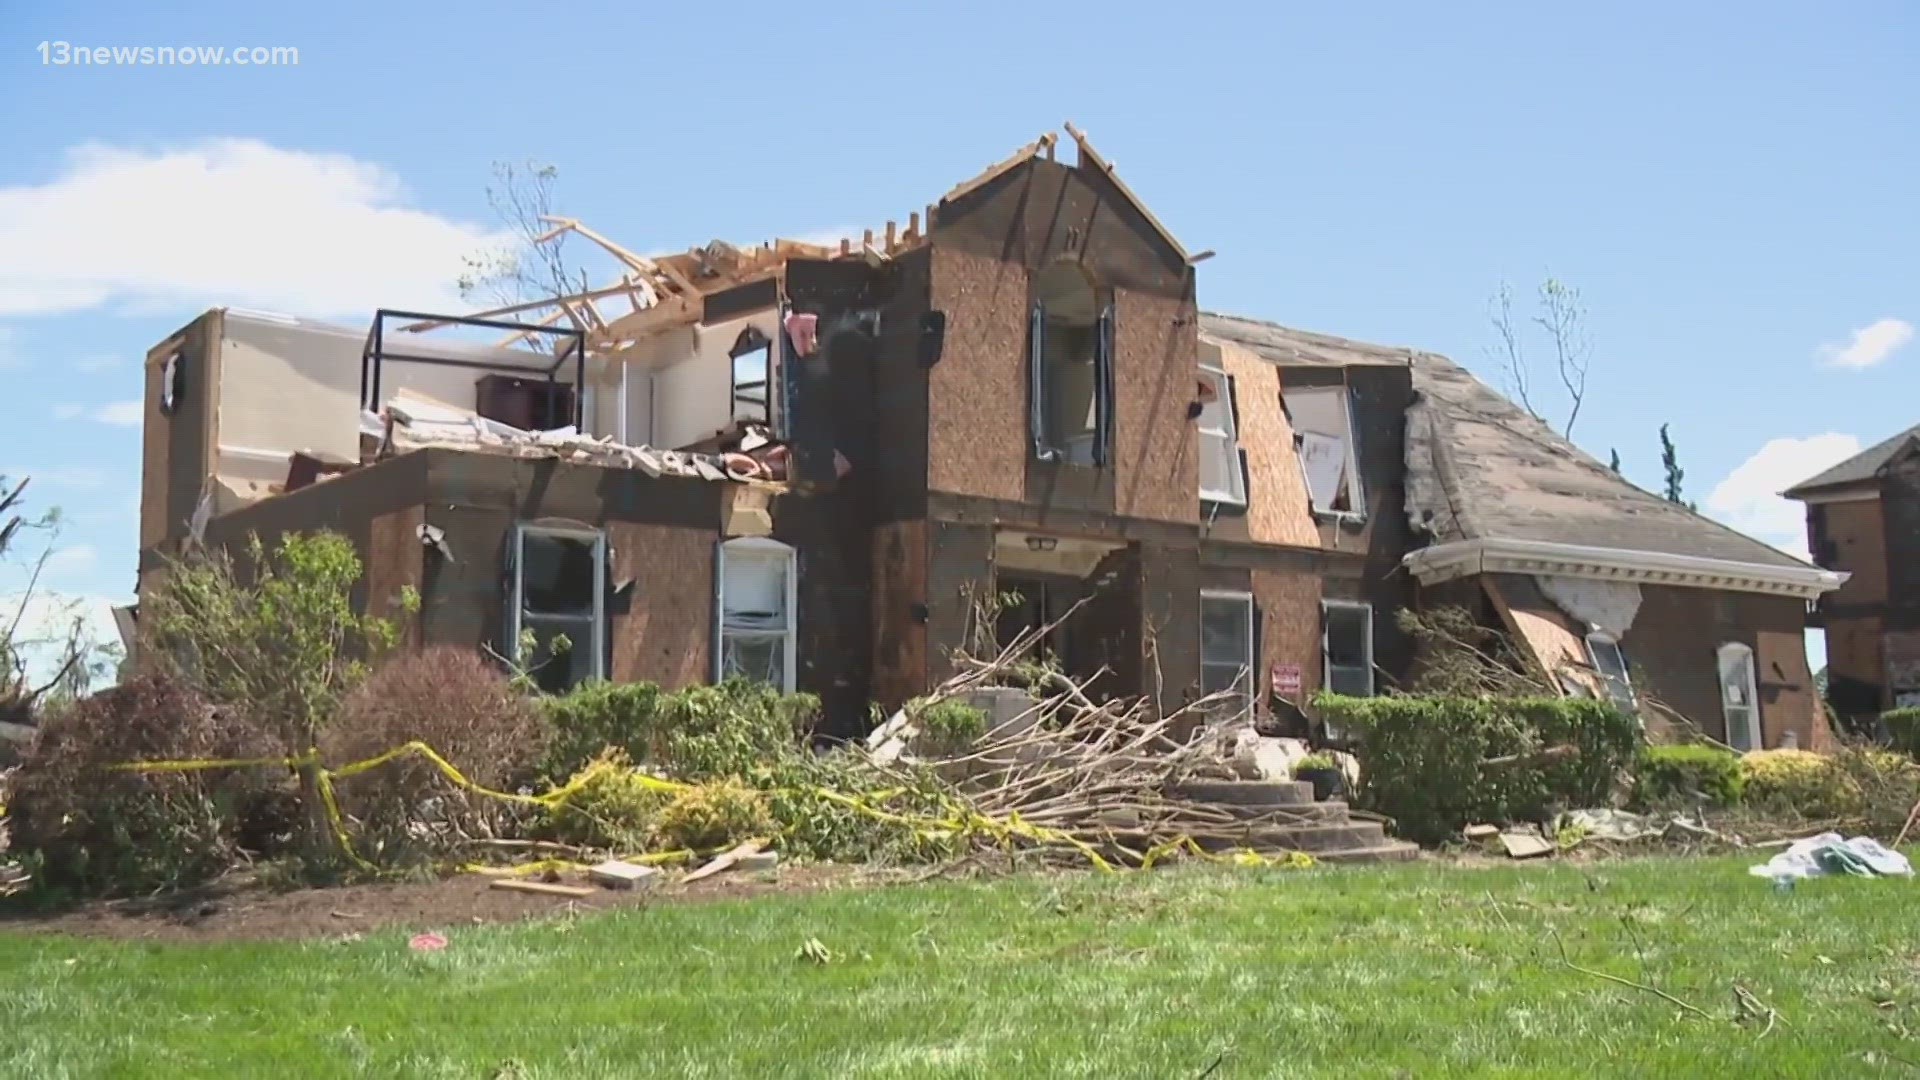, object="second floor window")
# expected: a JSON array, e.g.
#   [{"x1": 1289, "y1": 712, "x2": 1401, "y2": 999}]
[
  {"x1": 1287, "y1": 385, "x2": 1365, "y2": 516},
  {"x1": 730, "y1": 327, "x2": 772, "y2": 426},
  {"x1": 1197, "y1": 362, "x2": 1248, "y2": 505},
  {"x1": 1030, "y1": 264, "x2": 1113, "y2": 467}
]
